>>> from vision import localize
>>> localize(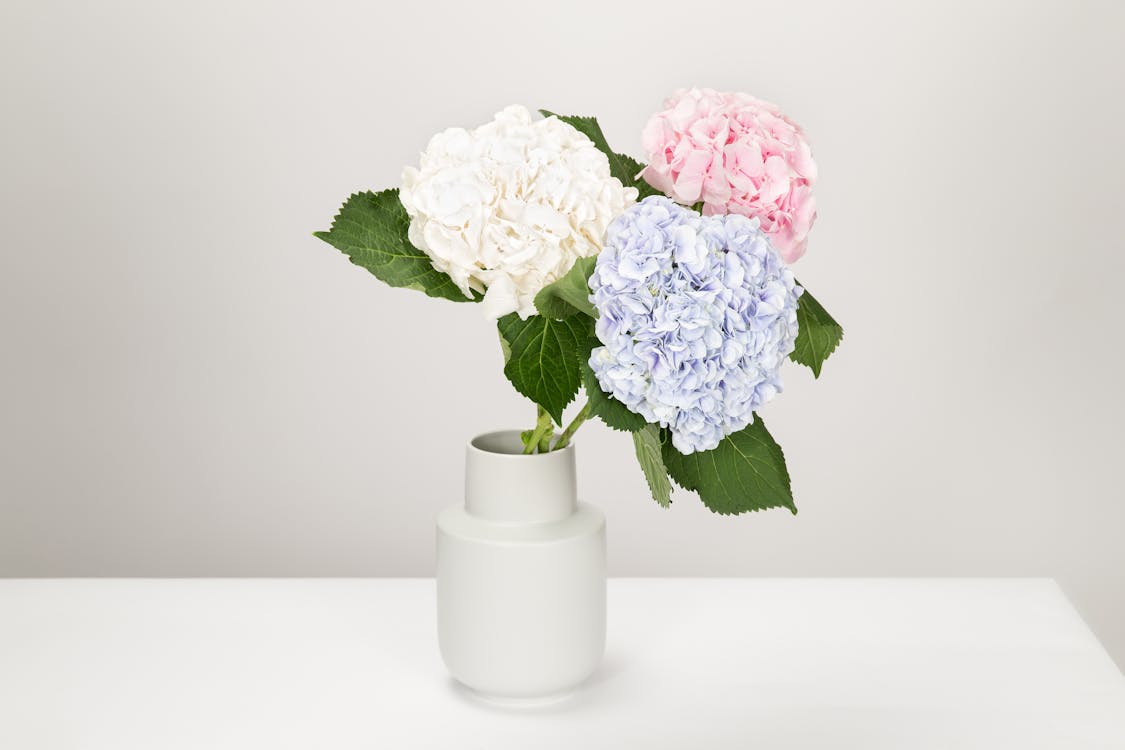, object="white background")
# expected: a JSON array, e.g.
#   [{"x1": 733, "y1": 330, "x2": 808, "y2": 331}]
[{"x1": 2, "y1": 0, "x2": 1123, "y2": 667}]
